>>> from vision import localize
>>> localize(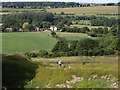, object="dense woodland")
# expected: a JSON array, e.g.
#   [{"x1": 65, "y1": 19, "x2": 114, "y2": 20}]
[
  {"x1": 2, "y1": 12, "x2": 54, "y2": 31},
  {"x1": 2, "y1": 2, "x2": 118, "y2": 9}
]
